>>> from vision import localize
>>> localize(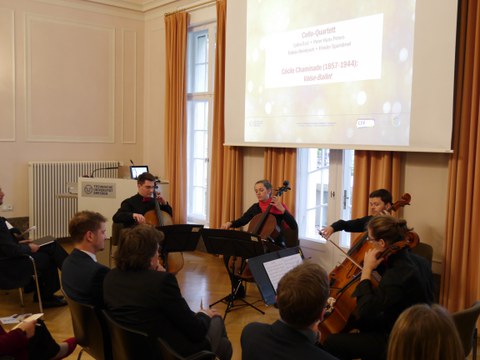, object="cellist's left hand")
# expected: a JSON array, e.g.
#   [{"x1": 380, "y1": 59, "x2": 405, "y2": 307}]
[
  {"x1": 155, "y1": 192, "x2": 167, "y2": 205},
  {"x1": 271, "y1": 196, "x2": 285, "y2": 213},
  {"x1": 361, "y1": 248, "x2": 383, "y2": 281}
]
